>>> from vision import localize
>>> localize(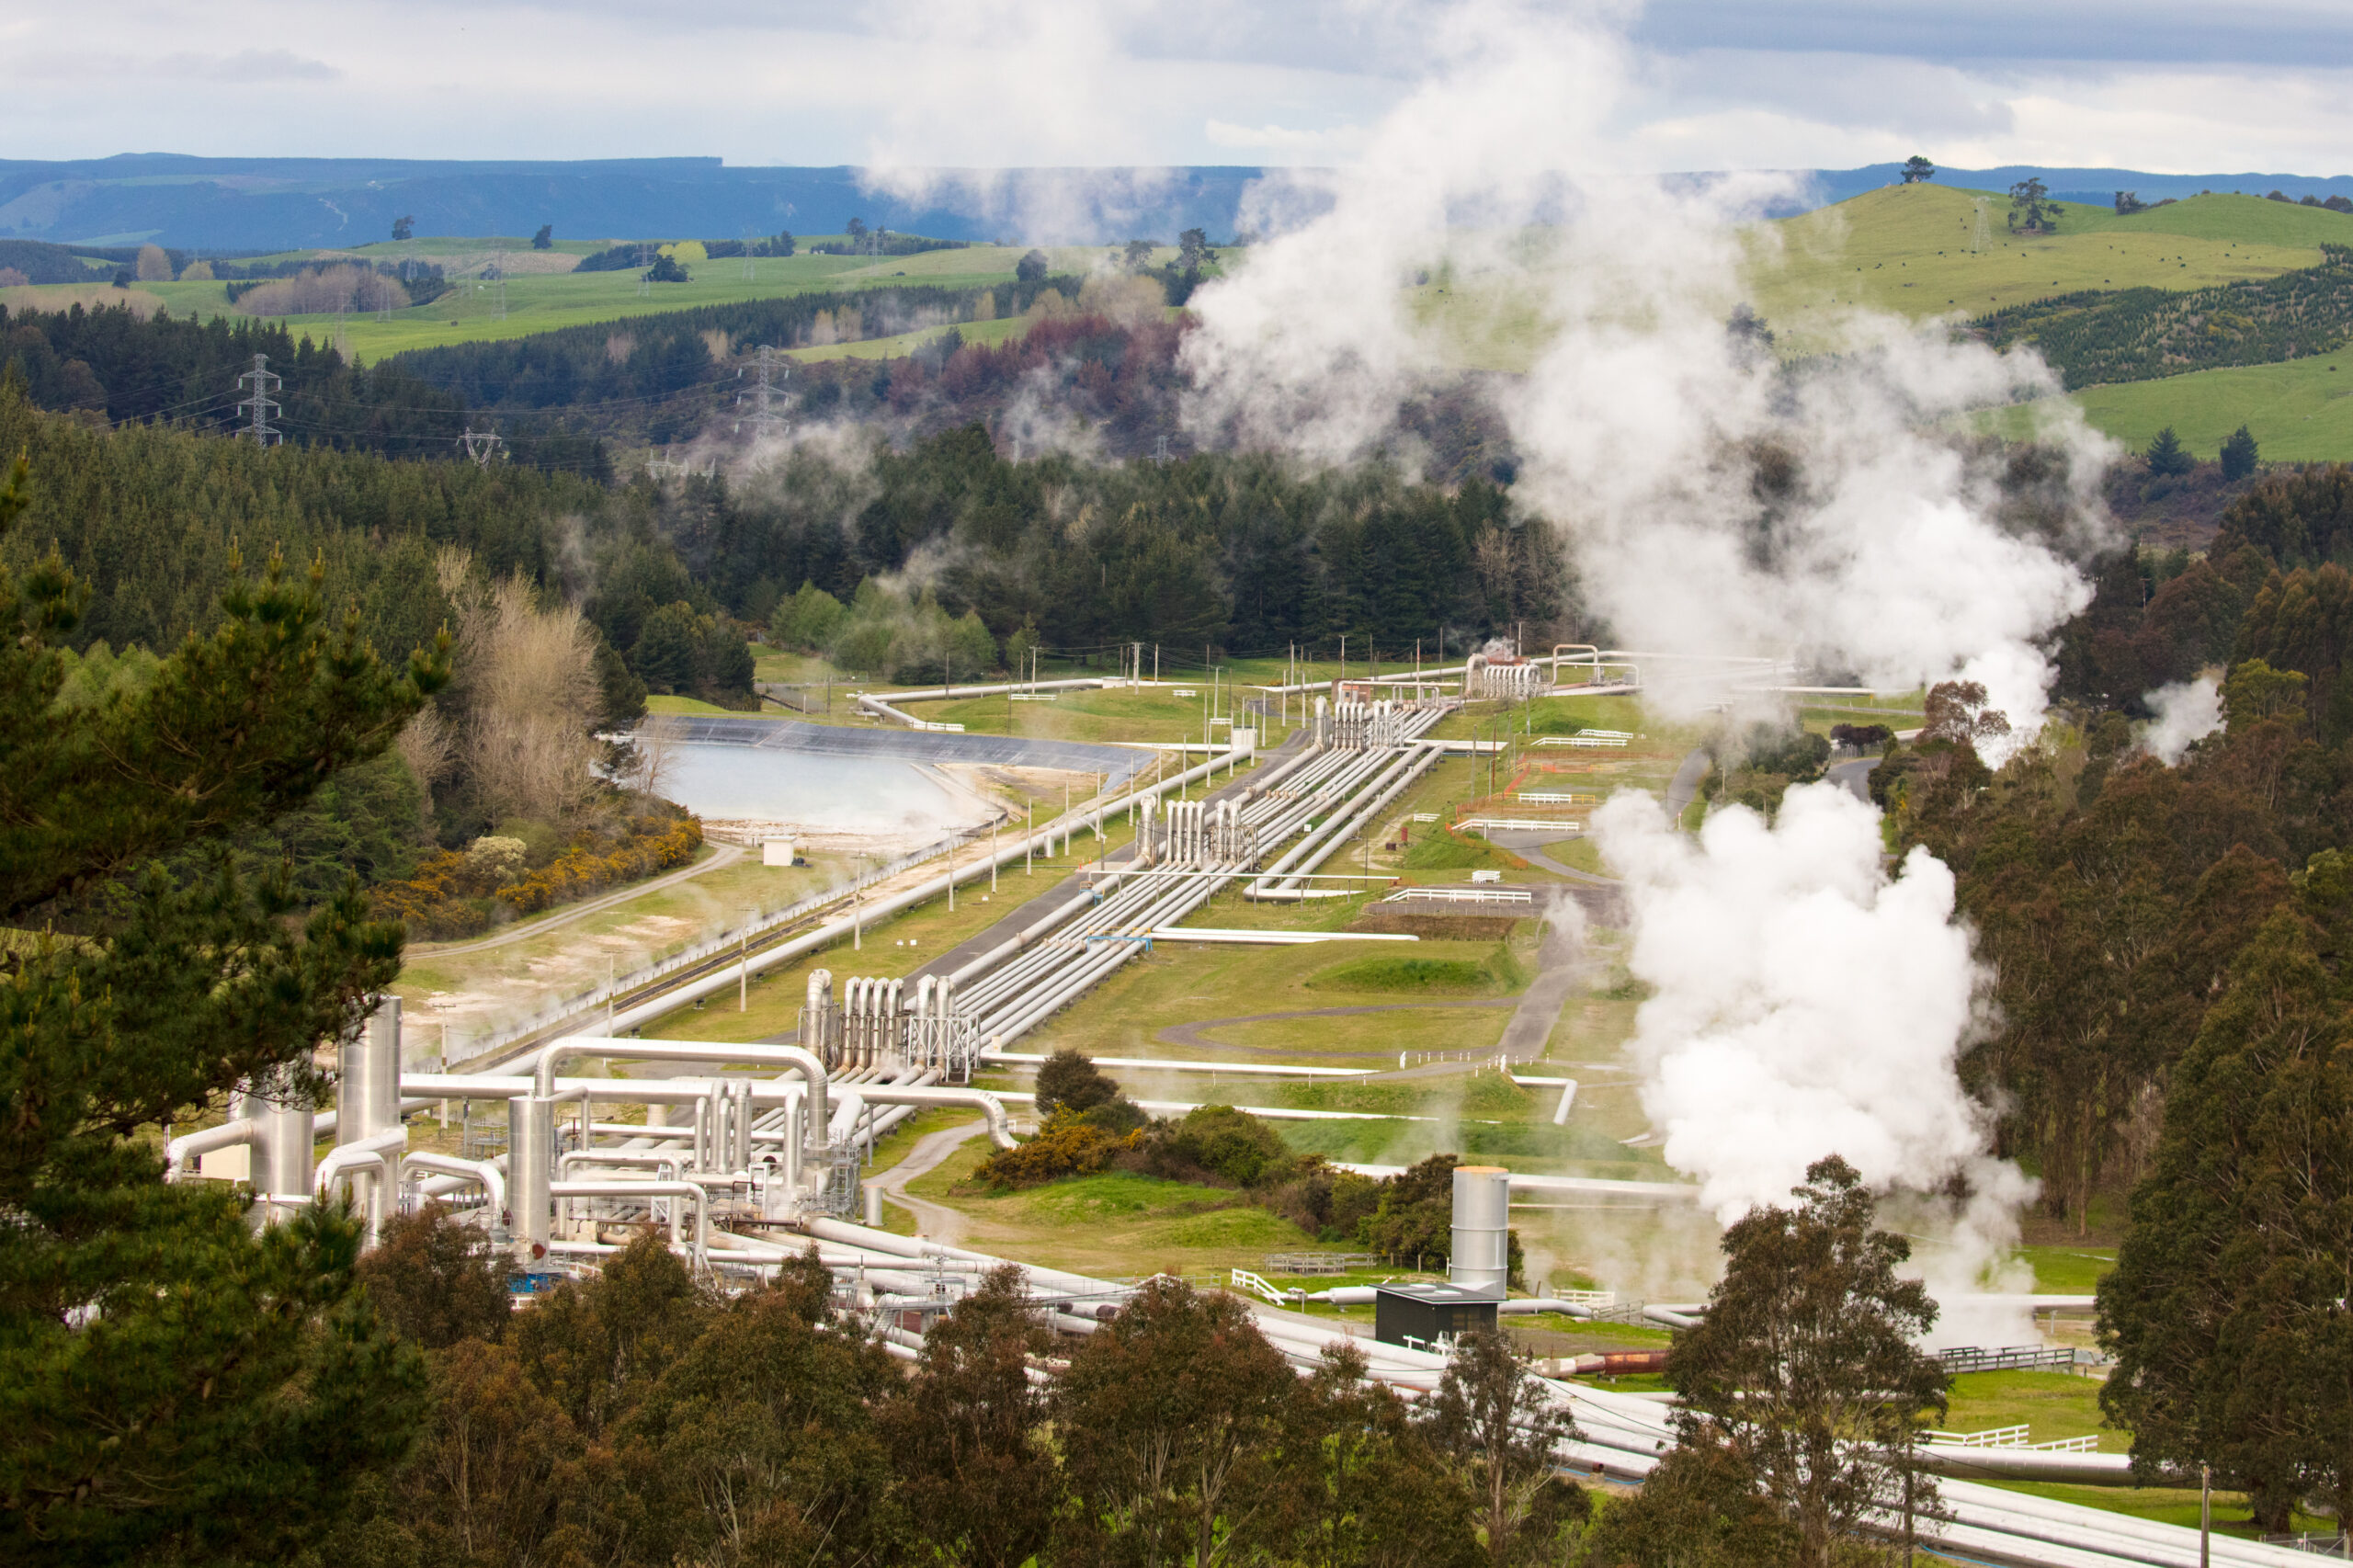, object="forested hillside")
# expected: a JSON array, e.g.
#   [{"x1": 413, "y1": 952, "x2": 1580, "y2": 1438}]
[
  {"x1": 1882, "y1": 462, "x2": 2353, "y2": 1231},
  {"x1": 0, "y1": 302, "x2": 607, "y2": 471},
  {"x1": 1972, "y1": 245, "x2": 2353, "y2": 388}
]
